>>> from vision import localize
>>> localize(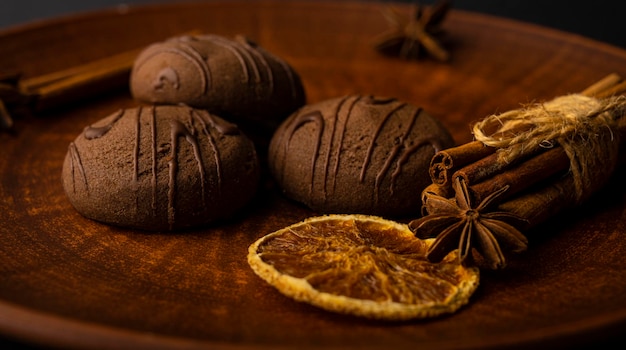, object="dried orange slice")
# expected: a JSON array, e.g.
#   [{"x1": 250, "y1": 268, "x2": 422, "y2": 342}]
[{"x1": 247, "y1": 214, "x2": 479, "y2": 320}]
